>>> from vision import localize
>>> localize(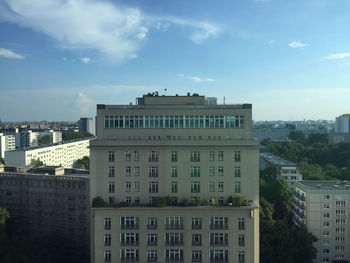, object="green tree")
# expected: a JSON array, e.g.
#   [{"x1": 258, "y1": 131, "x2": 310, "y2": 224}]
[
  {"x1": 0, "y1": 157, "x2": 4, "y2": 164},
  {"x1": 306, "y1": 133, "x2": 328, "y2": 145},
  {"x1": 62, "y1": 131, "x2": 93, "y2": 141},
  {"x1": 0, "y1": 208, "x2": 9, "y2": 225},
  {"x1": 38, "y1": 135, "x2": 52, "y2": 145},
  {"x1": 72, "y1": 156, "x2": 90, "y2": 170},
  {"x1": 30, "y1": 158, "x2": 44, "y2": 167},
  {"x1": 288, "y1": 130, "x2": 305, "y2": 143}
]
